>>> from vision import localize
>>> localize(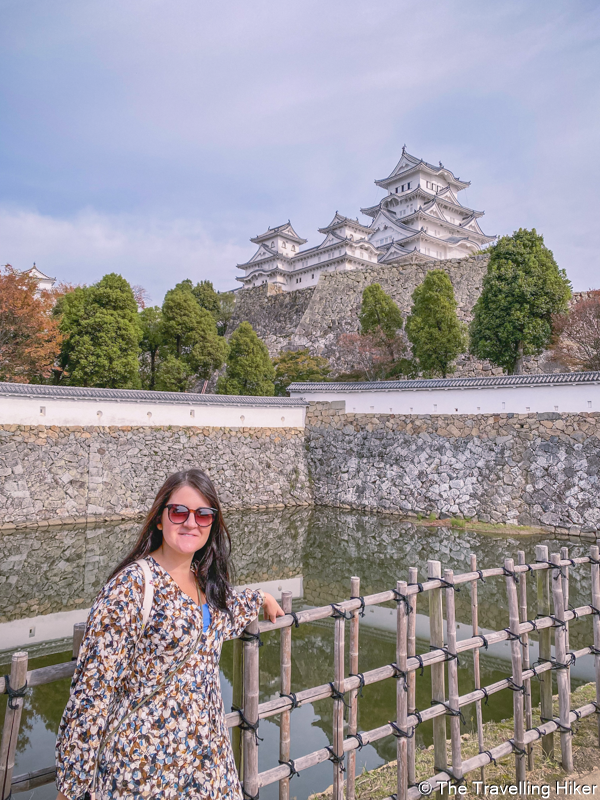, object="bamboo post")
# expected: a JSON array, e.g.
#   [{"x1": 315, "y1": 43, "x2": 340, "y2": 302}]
[
  {"x1": 232, "y1": 638, "x2": 244, "y2": 775},
  {"x1": 560, "y1": 546, "x2": 571, "y2": 682},
  {"x1": 504, "y1": 557, "x2": 526, "y2": 785},
  {"x1": 347, "y1": 576, "x2": 361, "y2": 800},
  {"x1": 517, "y1": 551, "x2": 534, "y2": 770},
  {"x1": 242, "y1": 617, "x2": 260, "y2": 800},
  {"x1": 444, "y1": 569, "x2": 463, "y2": 783},
  {"x1": 550, "y1": 552, "x2": 573, "y2": 773},
  {"x1": 72, "y1": 621, "x2": 86, "y2": 661},
  {"x1": 470, "y1": 554, "x2": 485, "y2": 783},
  {"x1": 332, "y1": 609, "x2": 346, "y2": 800},
  {"x1": 407, "y1": 566, "x2": 418, "y2": 788},
  {"x1": 428, "y1": 559, "x2": 447, "y2": 774},
  {"x1": 0, "y1": 650, "x2": 28, "y2": 800},
  {"x1": 536, "y1": 543, "x2": 554, "y2": 759},
  {"x1": 396, "y1": 580, "x2": 409, "y2": 800},
  {"x1": 279, "y1": 591, "x2": 293, "y2": 800},
  {"x1": 590, "y1": 545, "x2": 600, "y2": 747}
]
